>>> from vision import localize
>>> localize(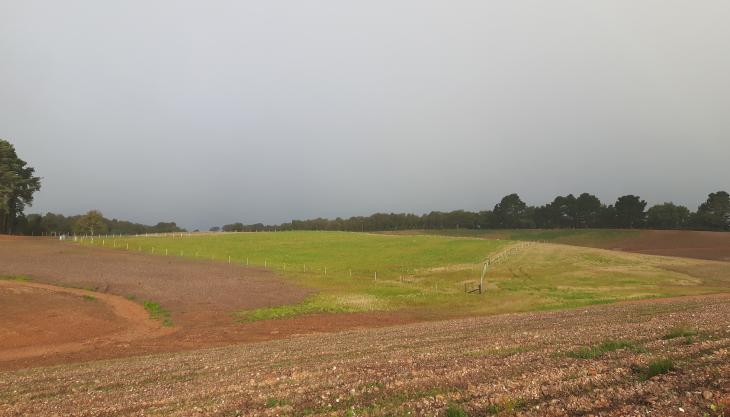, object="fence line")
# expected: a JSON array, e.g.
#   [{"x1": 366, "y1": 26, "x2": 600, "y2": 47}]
[{"x1": 70, "y1": 236, "x2": 543, "y2": 288}]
